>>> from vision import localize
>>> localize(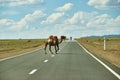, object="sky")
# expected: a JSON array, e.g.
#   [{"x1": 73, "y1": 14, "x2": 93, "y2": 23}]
[{"x1": 0, "y1": 0, "x2": 120, "y2": 39}]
